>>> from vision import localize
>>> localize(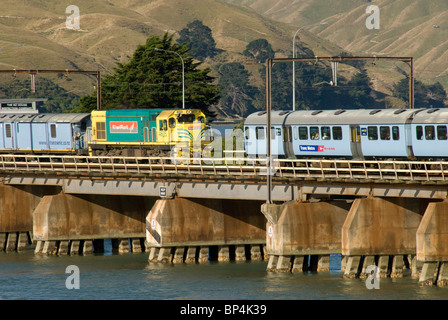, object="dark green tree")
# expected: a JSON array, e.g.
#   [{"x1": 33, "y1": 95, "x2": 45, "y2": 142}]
[
  {"x1": 393, "y1": 79, "x2": 447, "y2": 108},
  {"x1": 177, "y1": 20, "x2": 218, "y2": 60},
  {"x1": 337, "y1": 69, "x2": 375, "y2": 109},
  {"x1": 243, "y1": 39, "x2": 275, "y2": 63},
  {"x1": 217, "y1": 62, "x2": 259, "y2": 117},
  {"x1": 78, "y1": 33, "x2": 220, "y2": 117}
]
